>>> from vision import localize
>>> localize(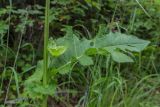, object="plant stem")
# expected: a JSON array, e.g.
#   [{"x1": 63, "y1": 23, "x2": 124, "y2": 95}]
[{"x1": 43, "y1": 0, "x2": 50, "y2": 106}]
